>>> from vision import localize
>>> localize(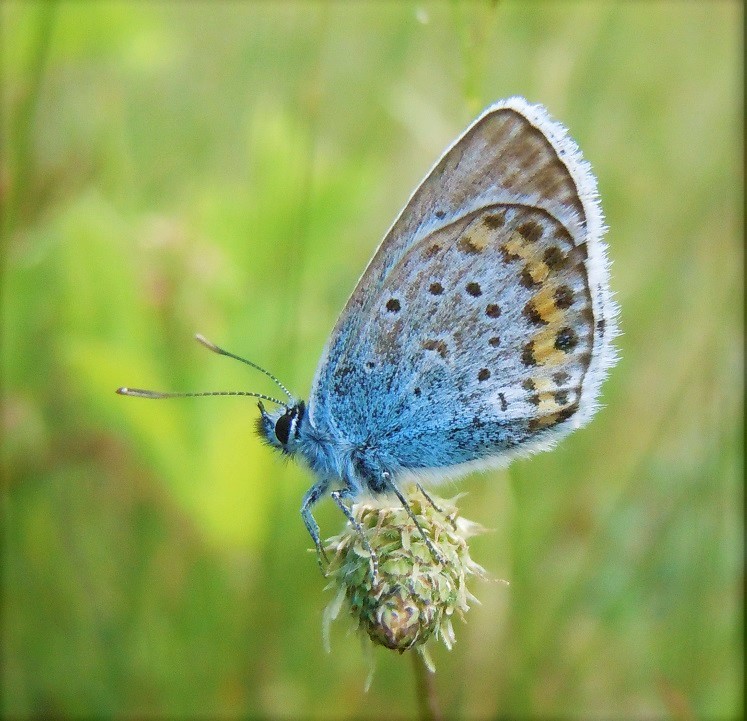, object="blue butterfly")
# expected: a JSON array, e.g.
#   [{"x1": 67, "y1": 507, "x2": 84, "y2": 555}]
[{"x1": 120, "y1": 97, "x2": 617, "y2": 573}]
